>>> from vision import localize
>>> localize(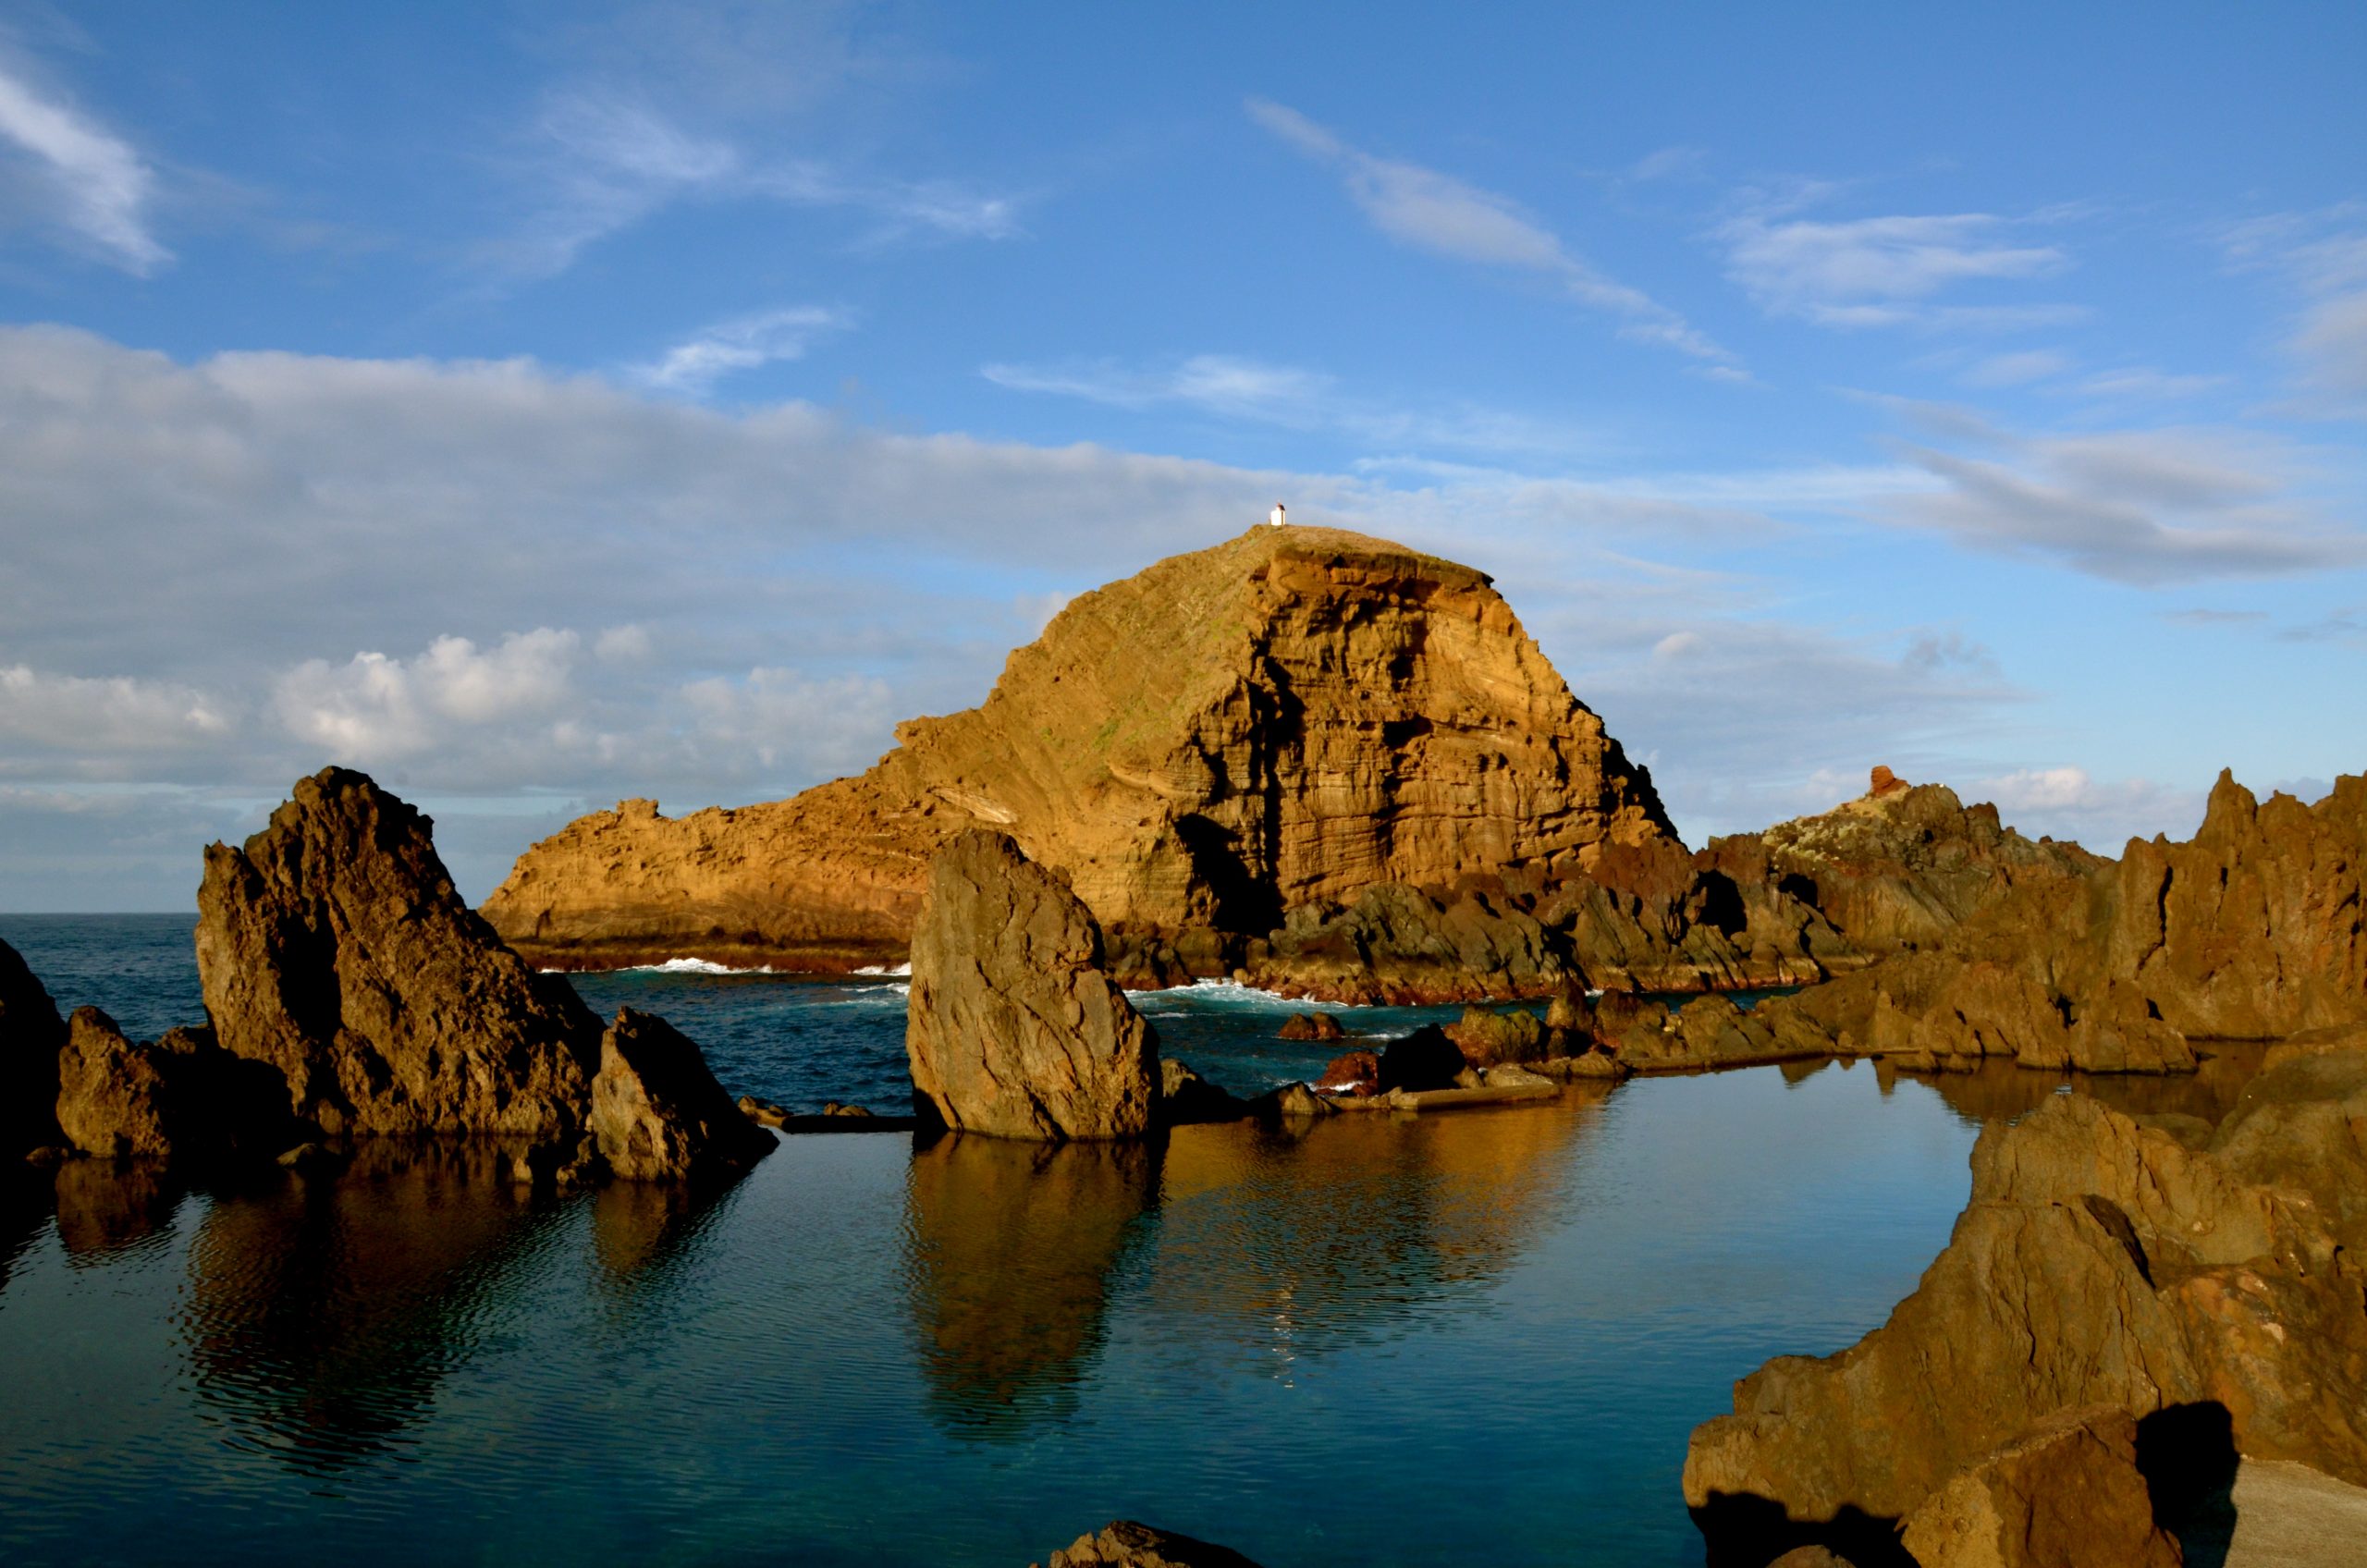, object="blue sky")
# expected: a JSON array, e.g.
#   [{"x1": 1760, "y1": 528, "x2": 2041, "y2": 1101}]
[{"x1": 1, "y1": 0, "x2": 2362, "y2": 908}]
